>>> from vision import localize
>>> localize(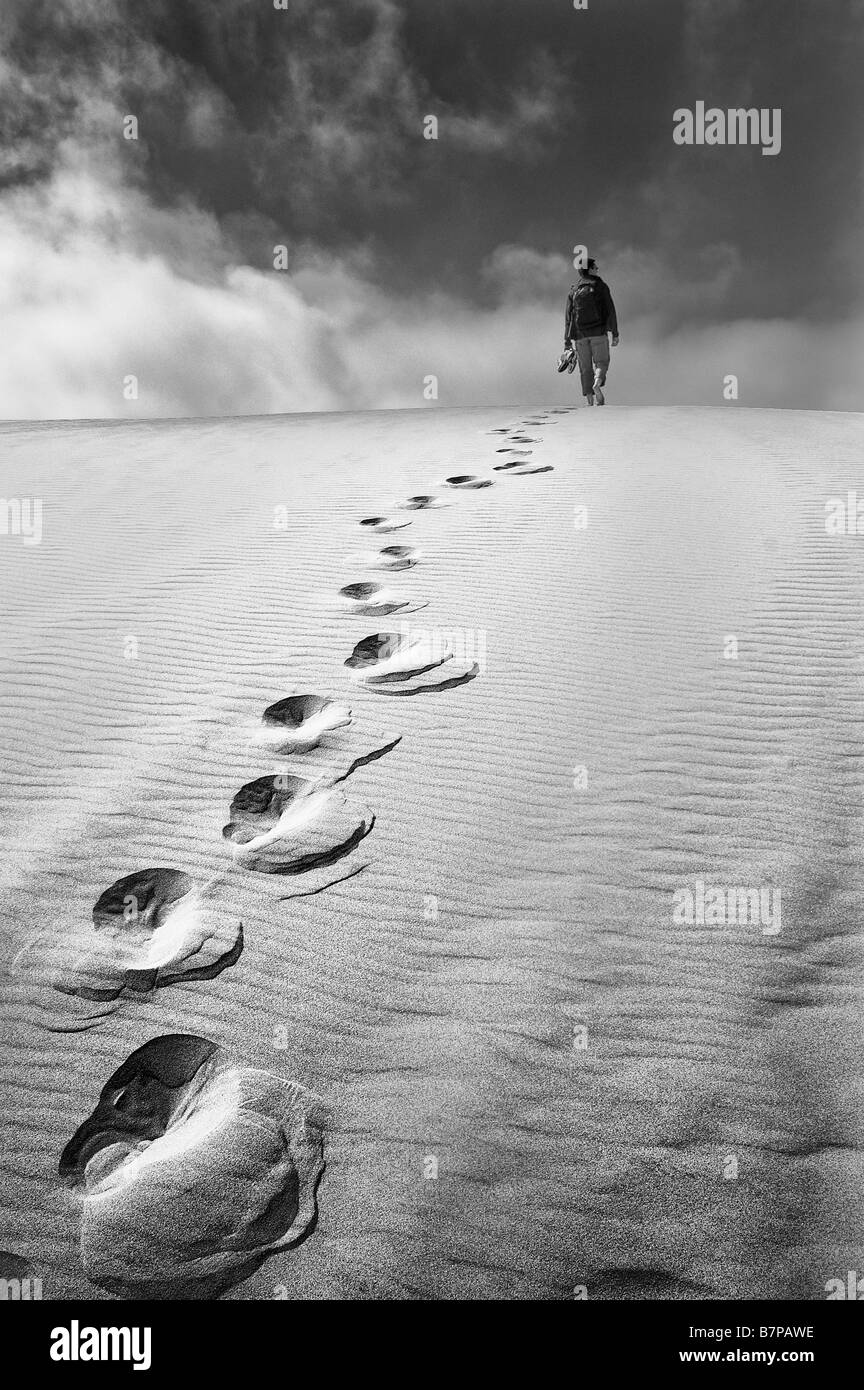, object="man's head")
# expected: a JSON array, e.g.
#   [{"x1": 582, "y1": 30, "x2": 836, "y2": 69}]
[{"x1": 582, "y1": 256, "x2": 598, "y2": 276}]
